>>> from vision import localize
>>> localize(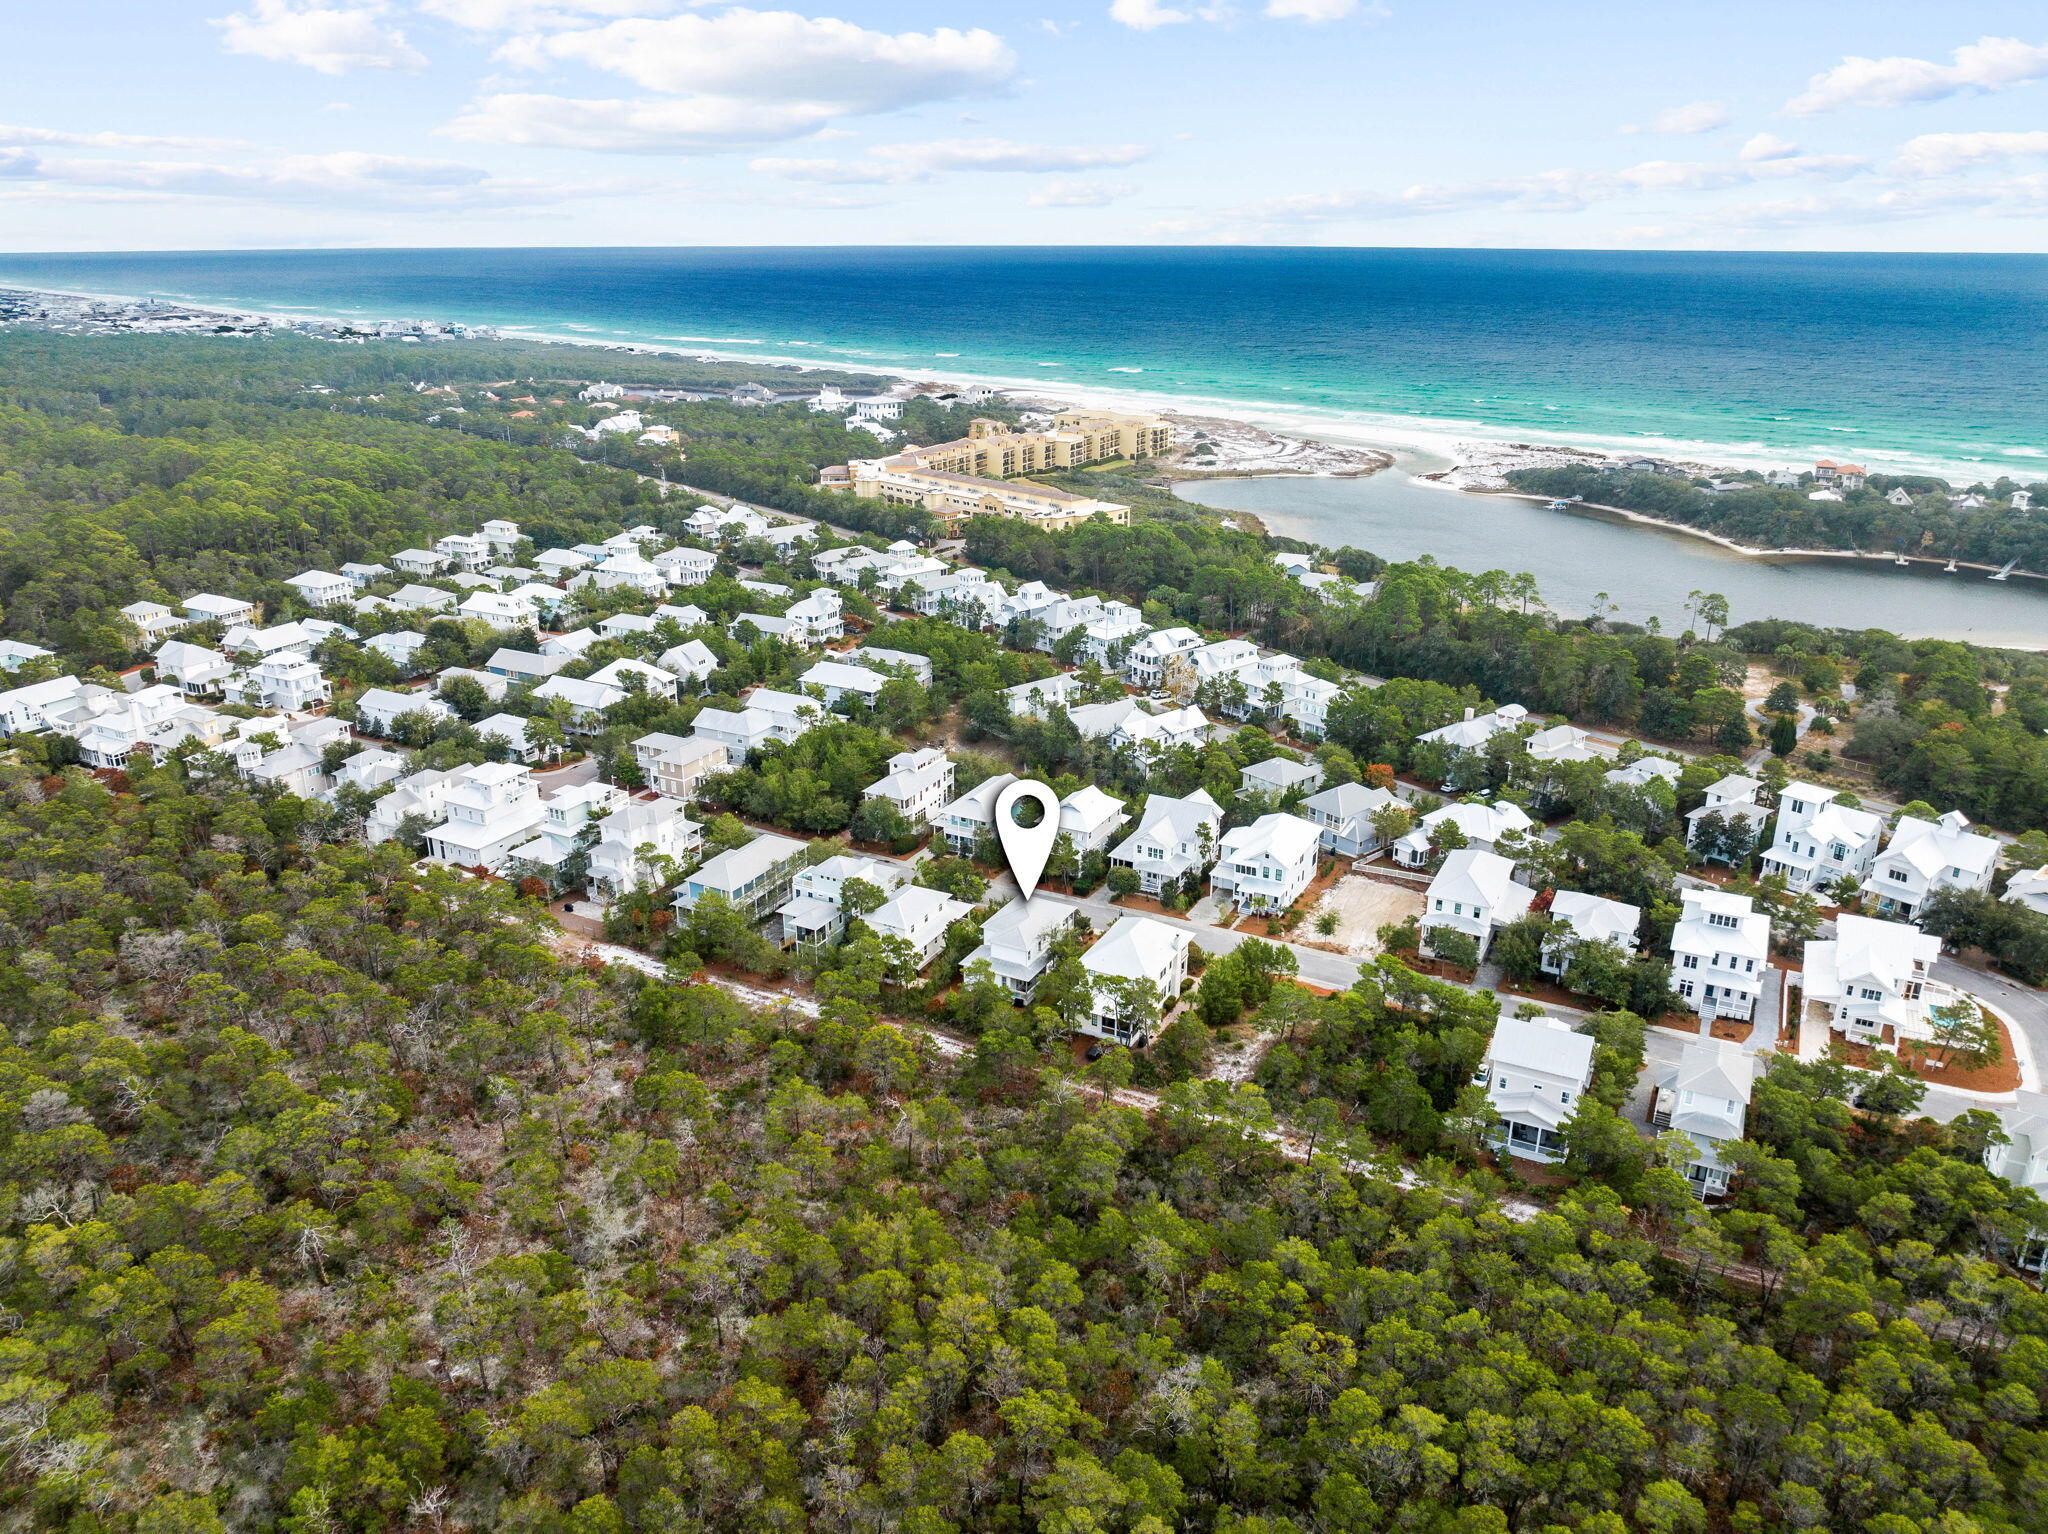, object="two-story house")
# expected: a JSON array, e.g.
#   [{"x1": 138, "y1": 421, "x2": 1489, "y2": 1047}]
[
  {"x1": 1122, "y1": 627, "x2": 1204, "y2": 690},
  {"x1": 776, "y1": 854, "x2": 912, "y2": 949},
  {"x1": 285, "y1": 570, "x2": 353, "y2": 608},
  {"x1": 1415, "y1": 703, "x2": 1531, "y2": 786},
  {"x1": 1081, "y1": 916, "x2": 1192, "y2": 1046},
  {"x1": 355, "y1": 687, "x2": 454, "y2": 739},
  {"x1": 1391, "y1": 800, "x2": 1534, "y2": 869},
  {"x1": 1759, "y1": 780, "x2": 1884, "y2": 894},
  {"x1": 1239, "y1": 757, "x2": 1324, "y2": 803},
  {"x1": 1540, "y1": 890, "x2": 1643, "y2": 980},
  {"x1": 1294, "y1": 781, "x2": 1400, "y2": 860},
  {"x1": 1649, "y1": 1038, "x2": 1756, "y2": 1197},
  {"x1": 1670, "y1": 889, "x2": 1772, "y2": 1022},
  {"x1": 939, "y1": 773, "x2": 1018, "y2": 854},
  {"x1": 964, "y1": 898, "x2": 1089, "y2": 1002},
  {"x1": 674, "y1": 831, "x2": 809, "y2": 922},
  {"x1": 1863, "y1": 809, "x2": 1998, "y2": 921},
  {"x1": 1210, "y1": 812, "x2": 1323, "y2": 914},
  {"x1": 1802, "y1": 912, "x2": 1949, "y2": 1046},
  {"x1": 1684, "y1": 773, "x2": 1772, "y2": 863},
  {"x1": 863, "y1": 886, "x2": 975, "y2": 969},
  {"x1": 862, "y1": 747, "x2": 955, "y2": 828},
  {"x1": 1109, "y1": 789, "x2": 1223, "y2": 895},
  {"x1": 1479, "y1": 1015, "x2": 1596, "y2": 1165},
  {"x1": 1422, "y1": 848, "x2": 1536, "y2": 960},
  {"x1": 632, "y1": 732, "x2": 730, "y2": 801},
  {"x1": 1057, "y1": 786, "x2": 1128, "y2": 855}
]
